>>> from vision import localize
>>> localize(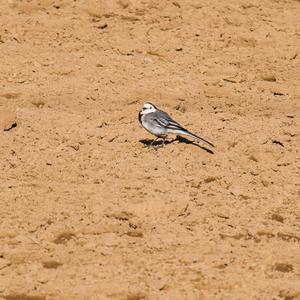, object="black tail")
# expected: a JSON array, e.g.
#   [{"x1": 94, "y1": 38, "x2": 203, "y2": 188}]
[
  {"x1": 185, "y1": 130, "x2": 215, "y2": 148},
  {"x1": 165, "y1": 122, "x2": 215, "y2": 148}
]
